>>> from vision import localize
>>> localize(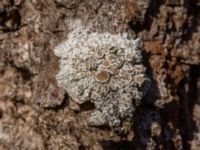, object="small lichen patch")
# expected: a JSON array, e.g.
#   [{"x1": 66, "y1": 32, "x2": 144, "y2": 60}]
[
  {"x1": 95, "y1": 50, "x2": 104, "y2": 59},
  {"x1": 125, "y1": 53, "x2": 134, "y2": 62},
  {"x1": 95, "y1": 70, "x2": 110, "y2": 83},
  {"x1": 54, "y1": 27, "x2": 150, "y2": 127},
  {"x1": 123, "y1": 62, "x2": 134, "y2": 71},
  {"x1": 110, "y1": 66, "x2": 119, "y2": 75},
  {"x1": 135, "y1": 75, "x2": 145, "y2": 85}
]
